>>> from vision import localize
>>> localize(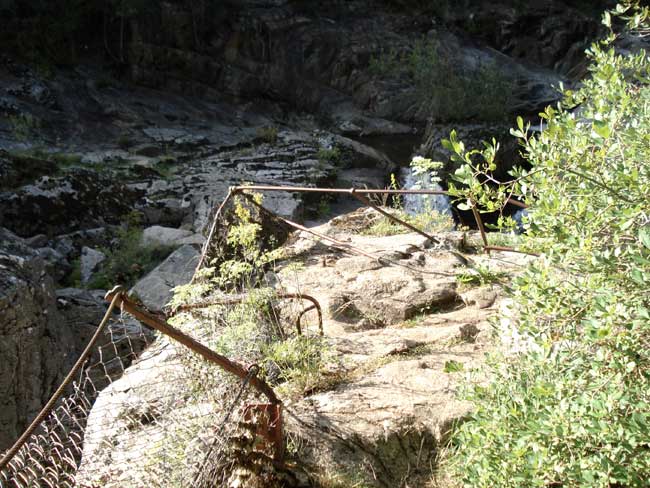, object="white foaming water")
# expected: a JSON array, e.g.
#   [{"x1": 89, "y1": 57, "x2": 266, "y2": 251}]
[{"x1": 399, "y1": 166, "x2": 453, "y2": 217}]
